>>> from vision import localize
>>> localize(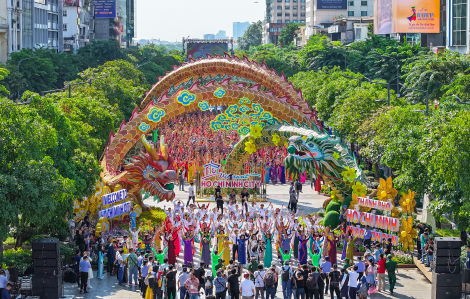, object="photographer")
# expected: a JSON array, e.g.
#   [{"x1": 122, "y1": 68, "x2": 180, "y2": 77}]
[{"x1": 214, "y1": 269, "x2": 228, "y2": 299}]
